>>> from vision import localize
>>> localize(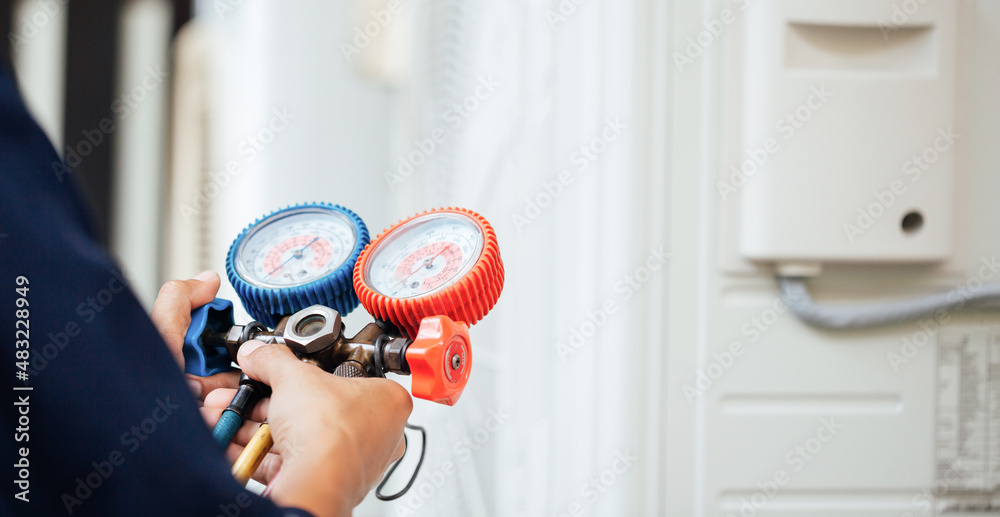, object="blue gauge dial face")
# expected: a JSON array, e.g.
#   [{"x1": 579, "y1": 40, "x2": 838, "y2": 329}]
[
  {"x1": 235, "y1": 207, "x2": 357, "y2": 289},
  {"x1": 363, "y1": 213, "x2": 484, "y2": 299}
]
